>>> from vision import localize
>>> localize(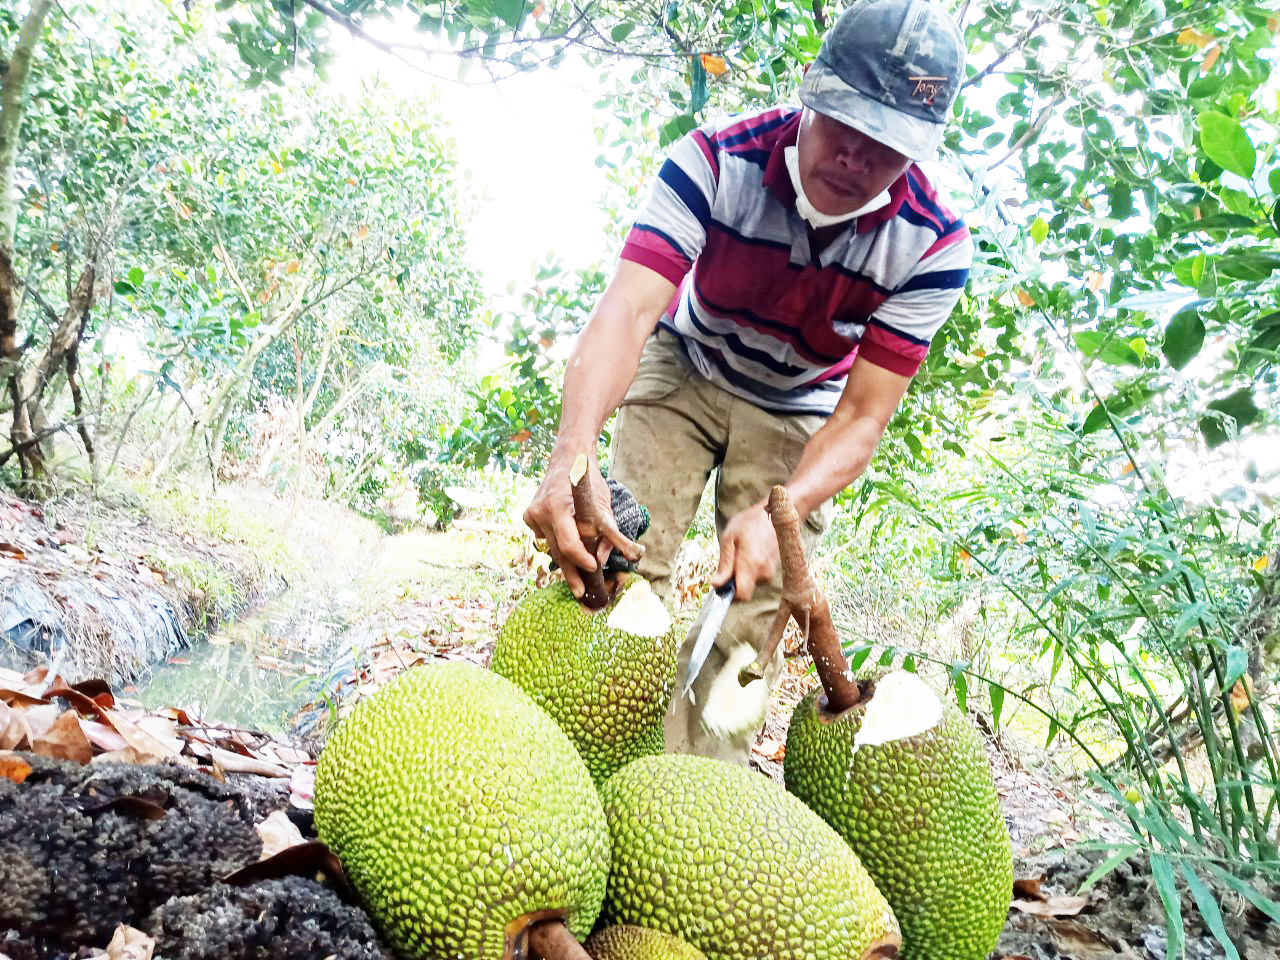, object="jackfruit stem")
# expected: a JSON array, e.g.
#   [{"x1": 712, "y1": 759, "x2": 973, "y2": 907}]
[
  {"x1": 566, "y1": 453, "x2": 646, "y2": 610},
  {"x1": 527, "y1": 919, "x2": 592, "y2": 960},
  {"x1": 755, "y1": 485, "x2": 862, "y2": 714}
]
